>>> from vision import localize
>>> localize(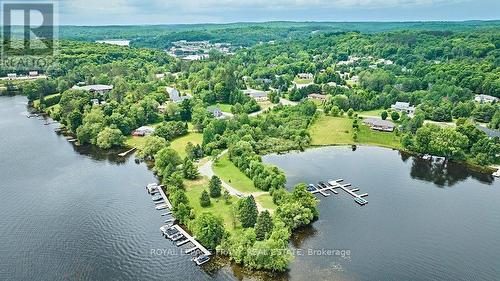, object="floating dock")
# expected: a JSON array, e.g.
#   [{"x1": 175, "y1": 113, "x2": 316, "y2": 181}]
[
  {"x1": 309, "y1": 179, "x2": 368, "y2": 206},
  {"x1": 157, "y1": 185, "x2": 173, "y2": 209},
  {"x1": 118, "y1": 147, "x2": 136, "y2": 157},
  {"x1": 148, "y1": 182, "x2": 211, "y2": 265},
  {"x1": 171, "y1": 225, "x2": 211, "y2": 256}
]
